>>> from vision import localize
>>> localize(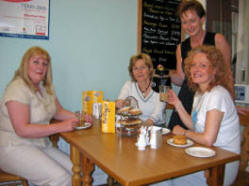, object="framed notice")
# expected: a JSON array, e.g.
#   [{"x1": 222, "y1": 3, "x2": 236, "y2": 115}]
[{"x1": 0, "y1": 0, "x2": 50, "y2": 40}]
